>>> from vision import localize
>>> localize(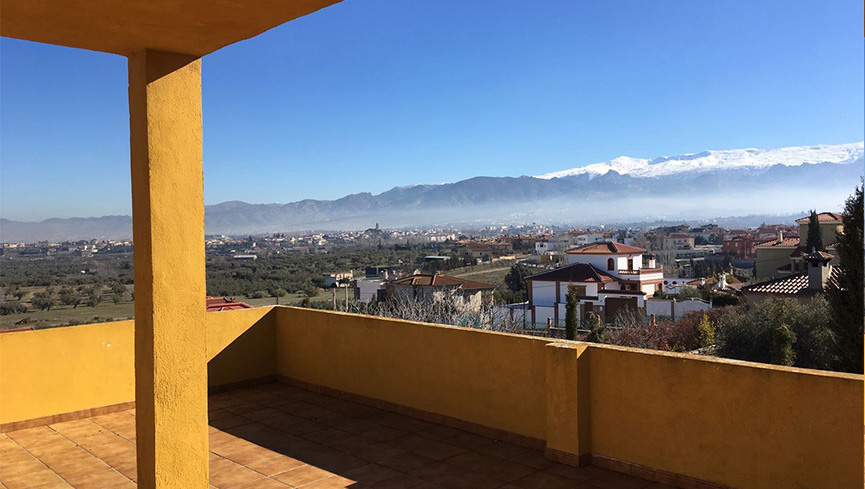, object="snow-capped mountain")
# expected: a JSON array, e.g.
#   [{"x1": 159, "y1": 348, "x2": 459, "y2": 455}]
[
  {"x1": 2, "y1": 142, "x2": 862, "y2": 241},
  {"x1": 536, "y1": 142, "x2": 864, "y2": 179}
]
